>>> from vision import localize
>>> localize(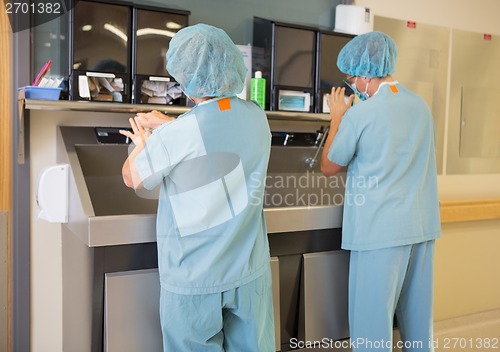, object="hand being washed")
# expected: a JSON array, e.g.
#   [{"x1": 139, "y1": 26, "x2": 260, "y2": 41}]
[
  {"x1": 135, "y1": 110, "x2": 175, "y2": 130},
  {"x1": 119, "y1": 116, "x2": 151, "y2": 148}
]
